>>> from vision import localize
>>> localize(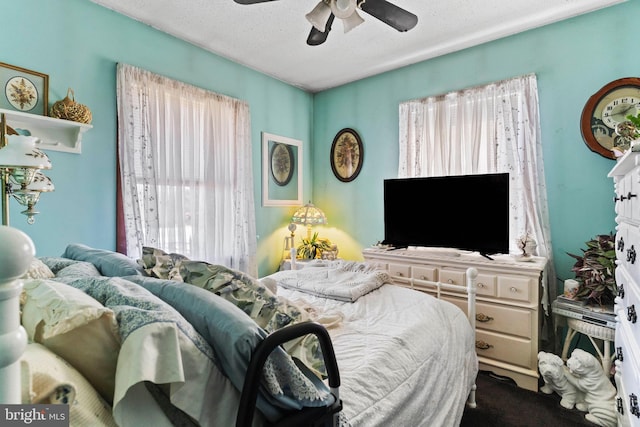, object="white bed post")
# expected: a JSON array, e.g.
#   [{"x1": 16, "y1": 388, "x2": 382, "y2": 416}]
[
  {"x1": 466, "y1": 267, "x2": 478, "y2": 409},
  {"x1": 290, "y1": 247, "x2": 297, "y2": 270},
  {"x1": 0, "y1": 226, "x2": 34, "y2": 403}
]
